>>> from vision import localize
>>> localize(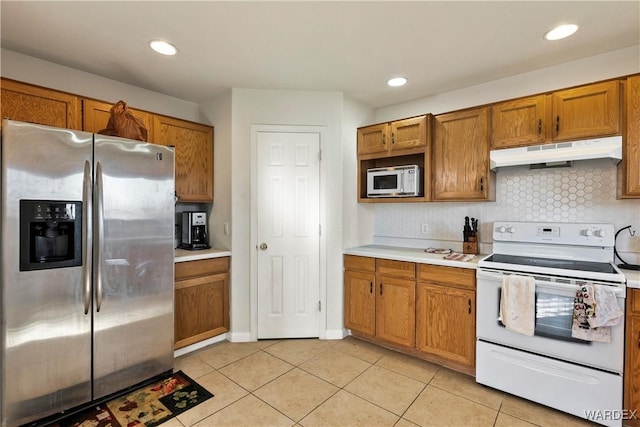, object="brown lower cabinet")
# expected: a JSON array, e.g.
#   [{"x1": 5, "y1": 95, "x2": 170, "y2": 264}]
[
  {"x1": 344, "y1": 256, "x2": 416, "y2": 348},
  {"x1": 416, "y1": 264, "x2": 476, "y2": 370},
  {"x1": 625, "y1": 288, "x2": 640, "y2": 426},
  {"x1": 344, "y1": 254, "x2": 476, "y2": 375},
  {"x1": 174, "y1": 256, "x2": 230, "y2": 349}
]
